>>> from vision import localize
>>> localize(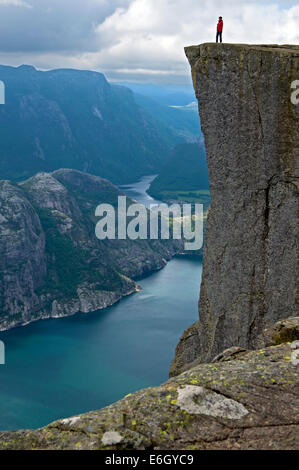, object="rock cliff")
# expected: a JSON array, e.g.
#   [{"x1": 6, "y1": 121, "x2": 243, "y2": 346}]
[
  {"x1": 0, "y1": 181, "x2": 47, "y2": 327},
  {"x1": 0, "y1": 169, "x2": 183, "y2": 331},
  {"x1": 0, "y1": 317, "x2": 298, "y2": 450},
  {"x1": 171, "y1": 44, "x2": 299, "y2": 376}
]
